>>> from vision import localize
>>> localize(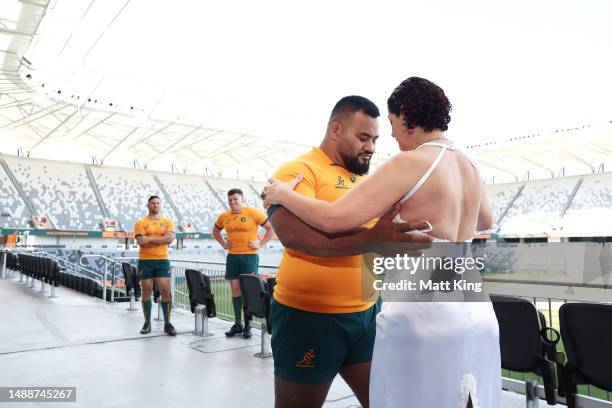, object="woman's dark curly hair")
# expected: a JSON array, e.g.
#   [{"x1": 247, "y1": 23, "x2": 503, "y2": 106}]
[{"x1": 387, "y1": 77, "x2": 452, "y2": 132}]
